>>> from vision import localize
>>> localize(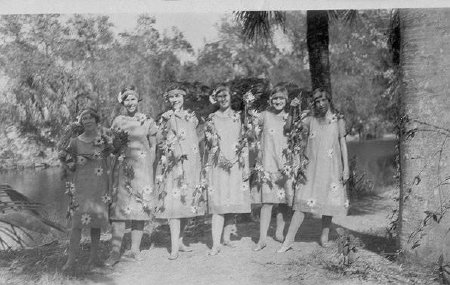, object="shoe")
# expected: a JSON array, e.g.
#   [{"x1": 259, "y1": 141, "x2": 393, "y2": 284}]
[
  {"x1": 223, "y1": 240, "x2": 236, "y2": 248},
  {"x1": 104, "y1": 253, "x2": 121, "y2": 267},
  {"x1": 253, "y1": 243, "x2": 266, "y2": 251},
  {"x1": 208, "y1": 247, "x2": 221, "y2": 256},
  {"x1": 274, "y1": 234, "x2": 284, "y2": 243},
  {"x1": 179, "y1": 243, "x2": 193, "y2": 252},
  {"x1": 168, "y1": 252, "x2": 179, "y2": 260},
  {"x1": 277, "y1": 244, "x2": 293, "y2": 253}
]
